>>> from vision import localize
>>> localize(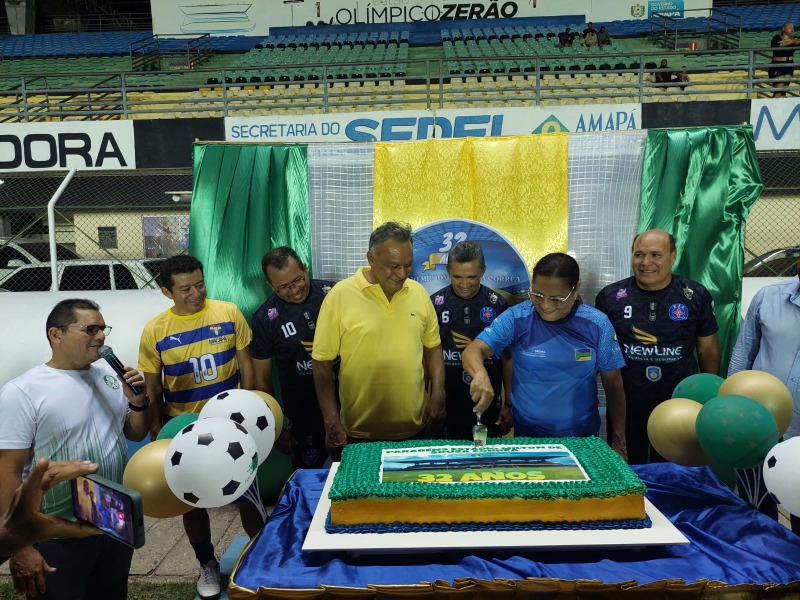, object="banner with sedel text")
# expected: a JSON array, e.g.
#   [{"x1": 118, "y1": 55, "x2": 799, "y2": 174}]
[{"x1": 225, "y1": 103, "x2": 642, "y2": 143}]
